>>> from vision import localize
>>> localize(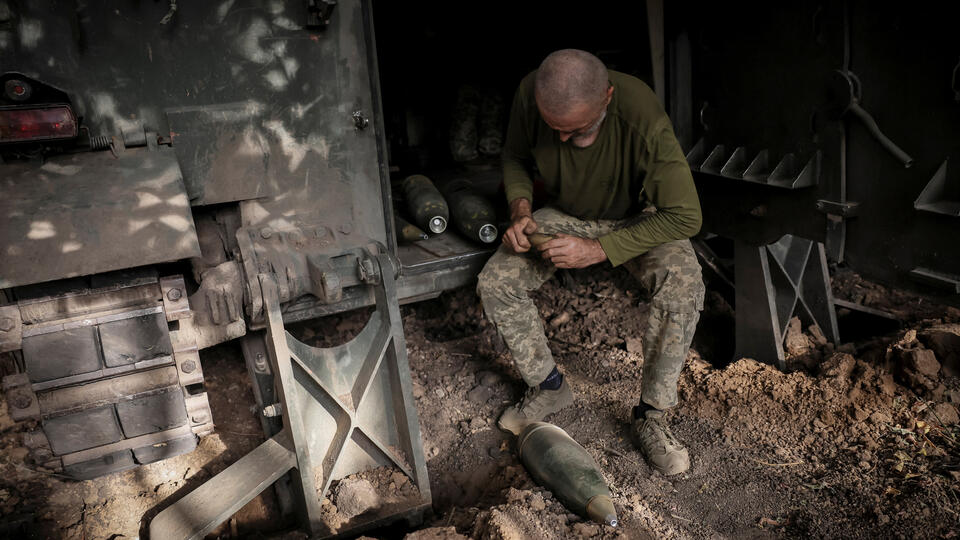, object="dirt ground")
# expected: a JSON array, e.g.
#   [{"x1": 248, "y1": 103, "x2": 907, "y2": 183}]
[{"x1": 1, "y1": 264, "x2": 959, "y2": 539}]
